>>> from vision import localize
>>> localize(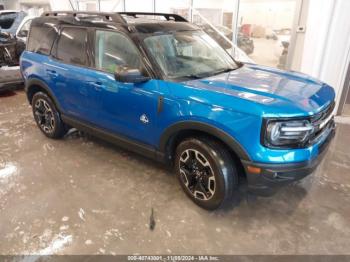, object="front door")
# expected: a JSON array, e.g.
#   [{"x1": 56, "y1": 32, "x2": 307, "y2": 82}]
[{"x1": 91, "y1": 30, "x2": 159, "y2": 146}]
